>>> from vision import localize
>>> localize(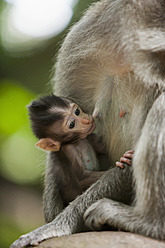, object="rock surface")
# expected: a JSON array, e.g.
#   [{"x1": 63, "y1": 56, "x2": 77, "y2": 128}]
[{"x1": 36, "y1": 231, "x2": 165, "y2": 248}]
